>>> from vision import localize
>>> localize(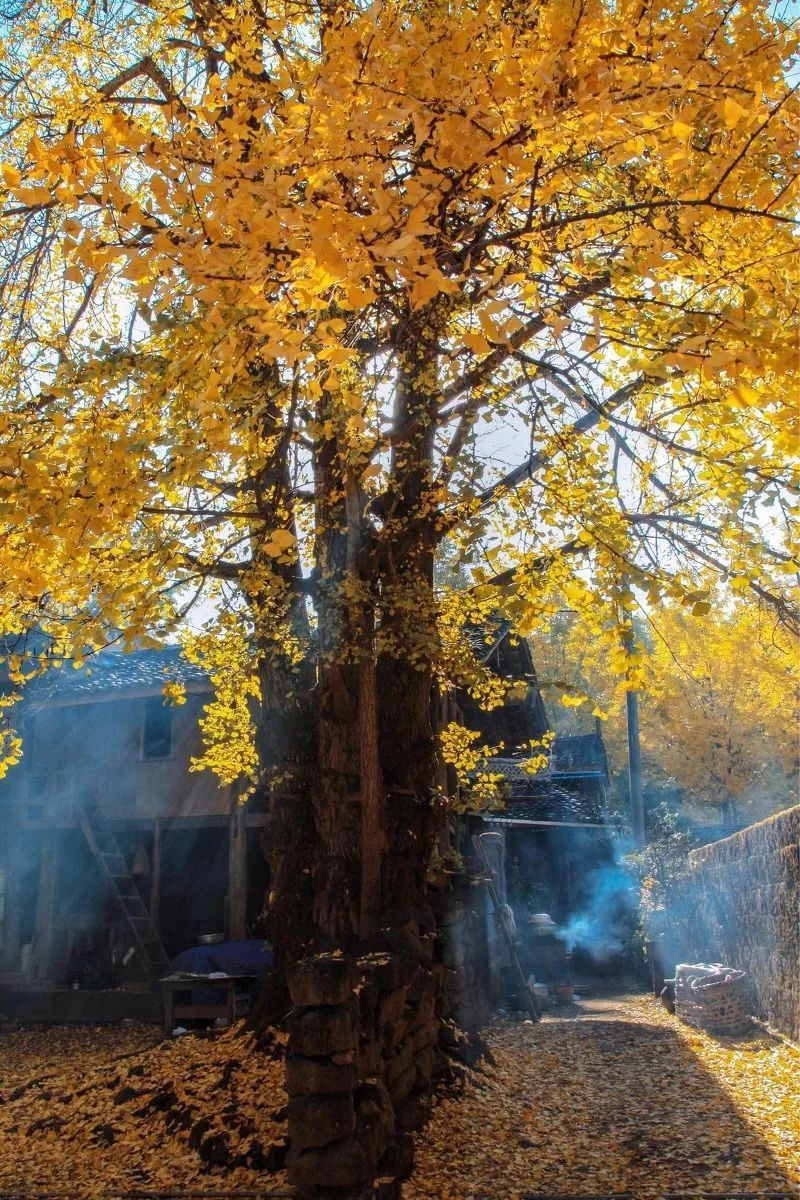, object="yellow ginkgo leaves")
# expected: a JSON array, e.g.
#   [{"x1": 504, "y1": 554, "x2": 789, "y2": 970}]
[
  {"x1": 406, "y1": 997, "x2": 800, "y2": 1198},
  {"x1": 264, "y1": 529, "x2": 297, "y2": 560},
  {"x1": 0, "y1": 1023, "x2": 290, "y2": 1194},
  {"x1": 0, "y1": 0, "x2": 795, "y2": 844}
]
